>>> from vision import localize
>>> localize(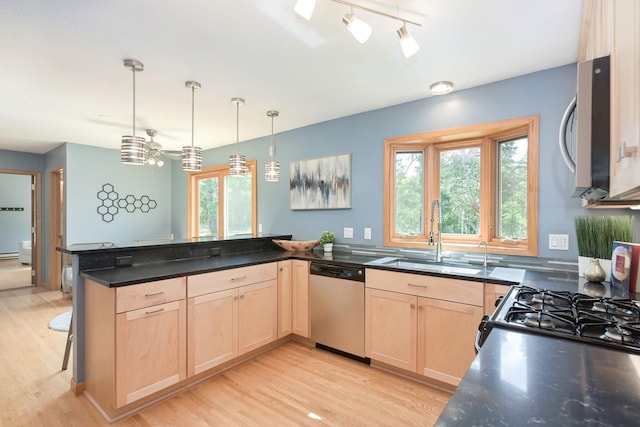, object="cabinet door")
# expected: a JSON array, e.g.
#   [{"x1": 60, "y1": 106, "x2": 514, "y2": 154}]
[
  {"x1": 277, "y1": 260, "x2": 293, "y2": 338},
  {"x1": 365, "y1": 288, "x2": 417, "y2": 372},
  {"x1": 115, "y1": 300, "x2": 186, "y2": 408},
  {"x1": 610, "y1": 0, "x2": 640, "y2": 197},
  {"x1": 484, "y1": 283, "x2": 509, "y2": 315},
  {"x1": 417, "y1": 298, "x2": 484, "y2": 386},
  {"x1": 238, "y1": 280, "x2": 278, "y2": 355},
  {"x1": 292, "y1": 260, "x2": 310, "y2": 337},
  {"x1": 187, "y1": 288, "x2": 238, "y2": 376}
]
